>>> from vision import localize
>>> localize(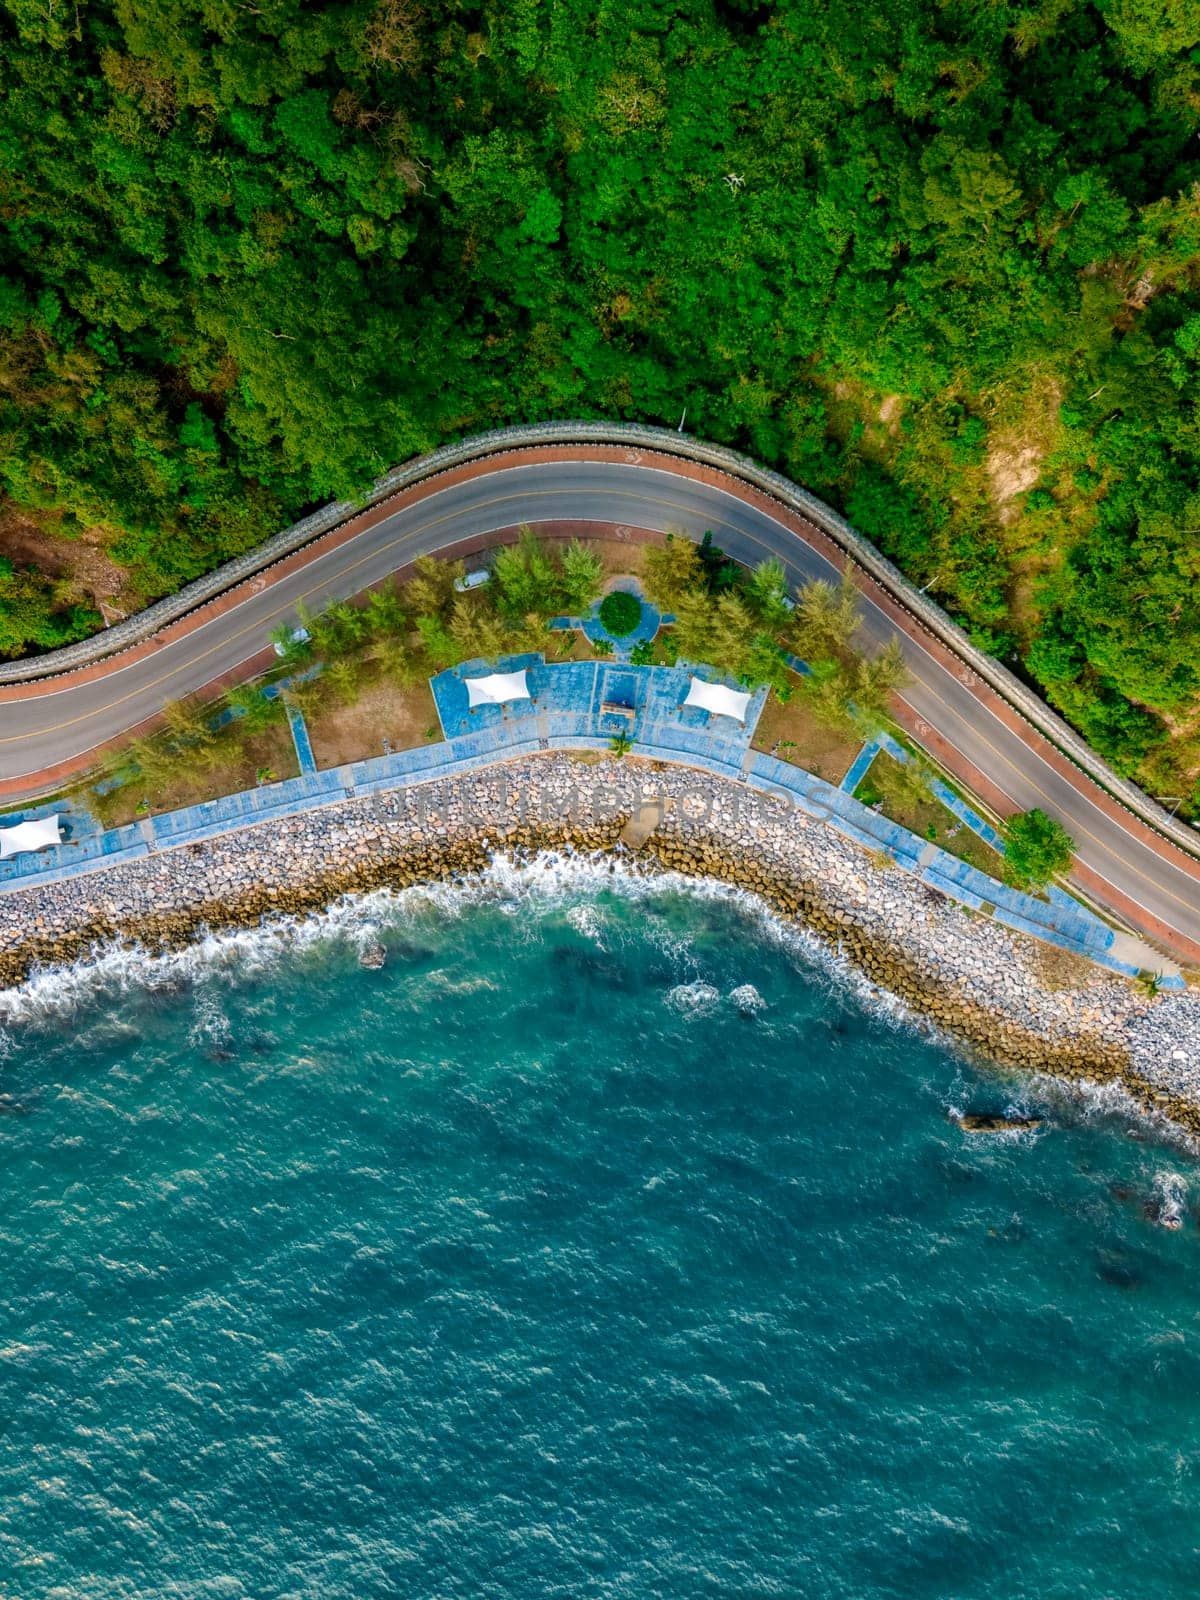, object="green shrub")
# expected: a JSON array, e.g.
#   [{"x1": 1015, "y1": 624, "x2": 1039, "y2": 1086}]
[
  {"x1": 598, "y1": 591, "x2": 642, "y2": 637},
  {"x1": 1002, "y1": 809, "x2": 1075, "y2": 892}
]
